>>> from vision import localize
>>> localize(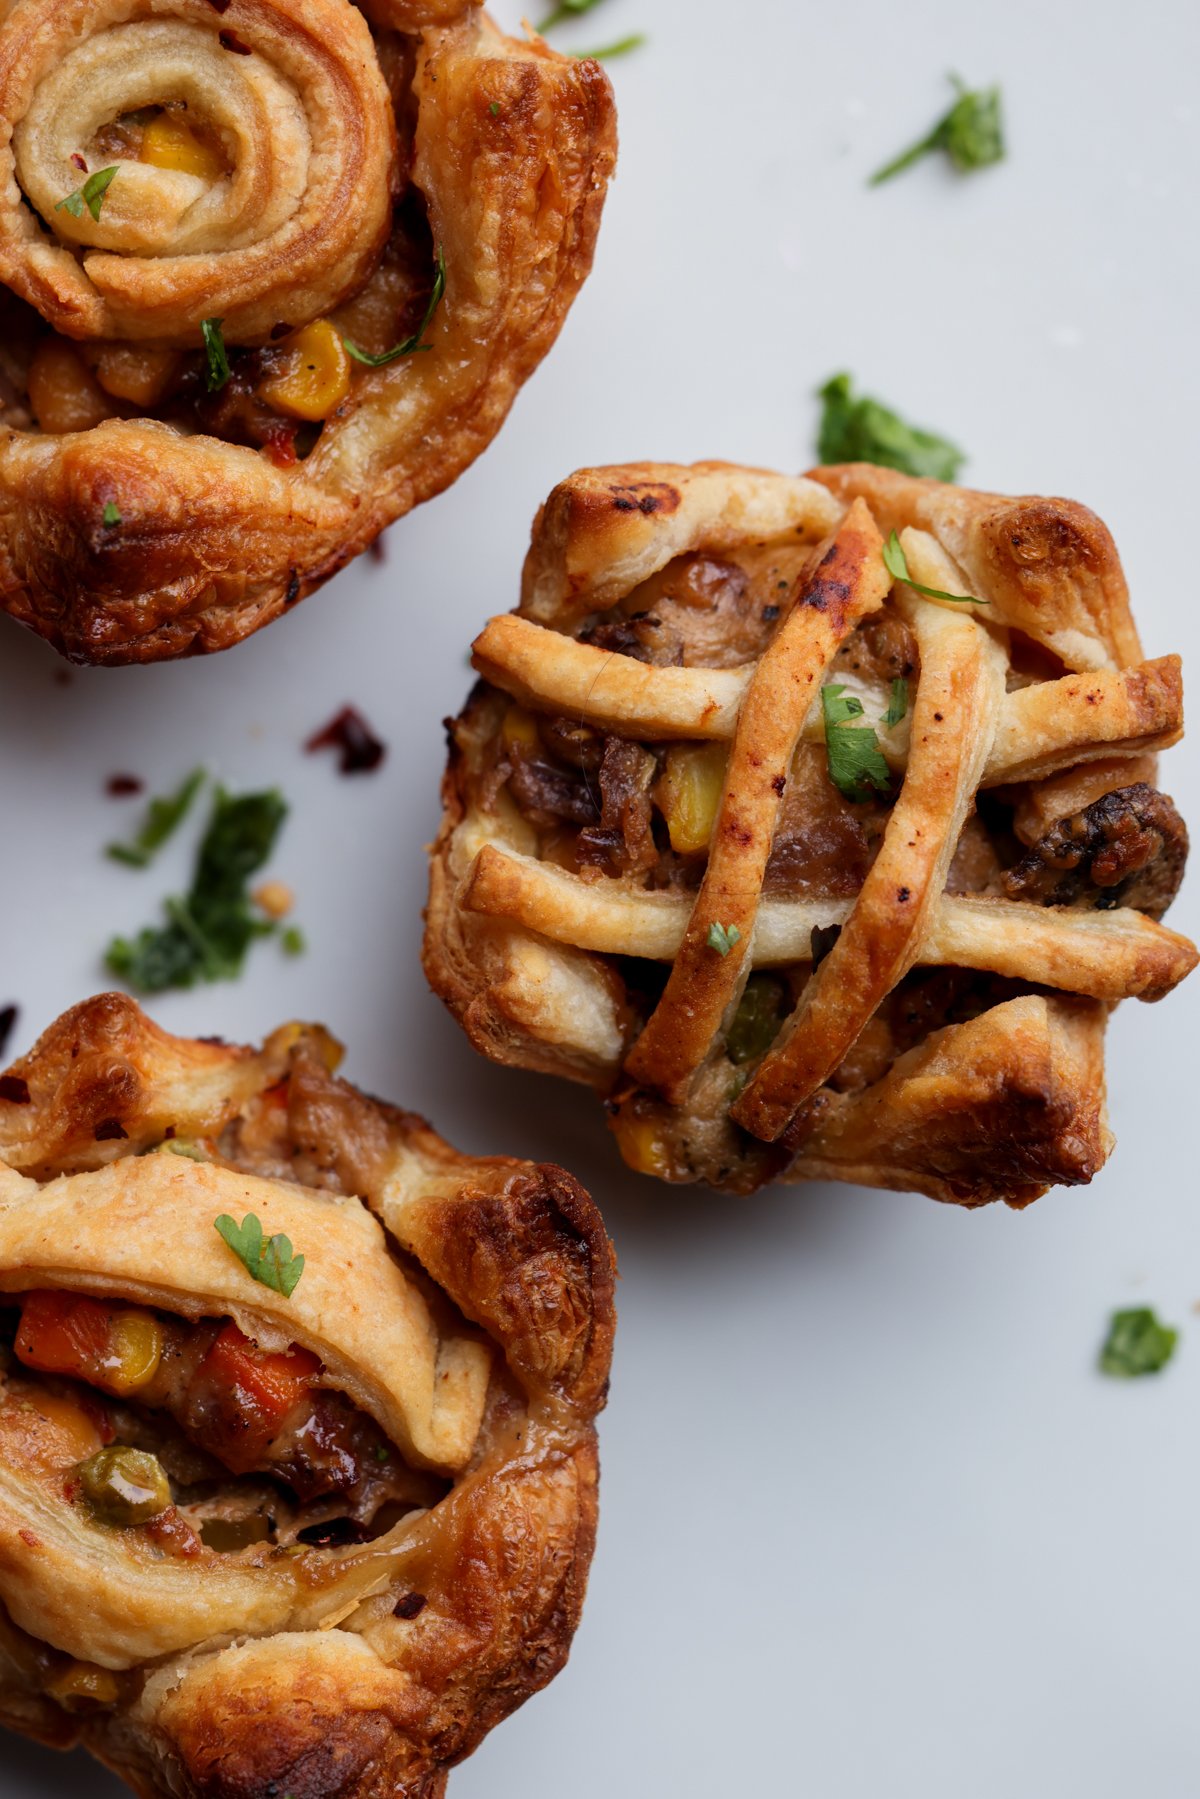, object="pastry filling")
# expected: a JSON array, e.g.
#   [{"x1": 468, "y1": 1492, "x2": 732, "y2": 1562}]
[{"x1": 0, "y1": 1291, "x2": 443, "y2": 1559}]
